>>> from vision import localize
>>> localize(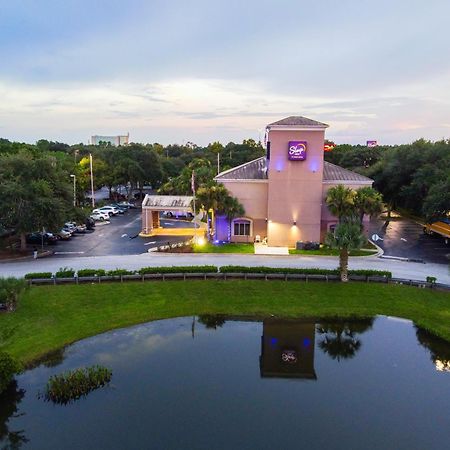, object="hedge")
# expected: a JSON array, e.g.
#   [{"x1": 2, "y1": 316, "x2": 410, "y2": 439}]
[
  {"x1": 55, "y1": 268, "x2": 76, "y2": 278},
  {"x1": 106, "y1": 269, "x2": 136, "y2": 276},
  {"x1": 24, "y1": 272, "x2": 52, "y2": 279},
  {"x1": 77, "y1": 269, "x2": 106, "y2": 277},
  {"x1": 219, "y1": 266, "x2": 392, "y2": 278},
  {"x1": 138, "y1": 266, "x2": 218, "y2": 275}
]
